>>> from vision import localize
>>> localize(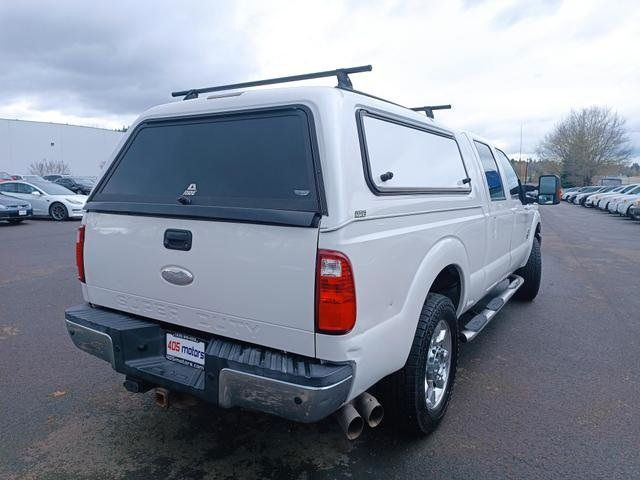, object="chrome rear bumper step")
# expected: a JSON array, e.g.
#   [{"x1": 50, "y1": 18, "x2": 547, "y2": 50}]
[
  {"x1": 460, "y1": 274, "x2": 524, "y2": 342},
  {"x1": 64, "y1": 304, "x2": 353, "y2": 422}
]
